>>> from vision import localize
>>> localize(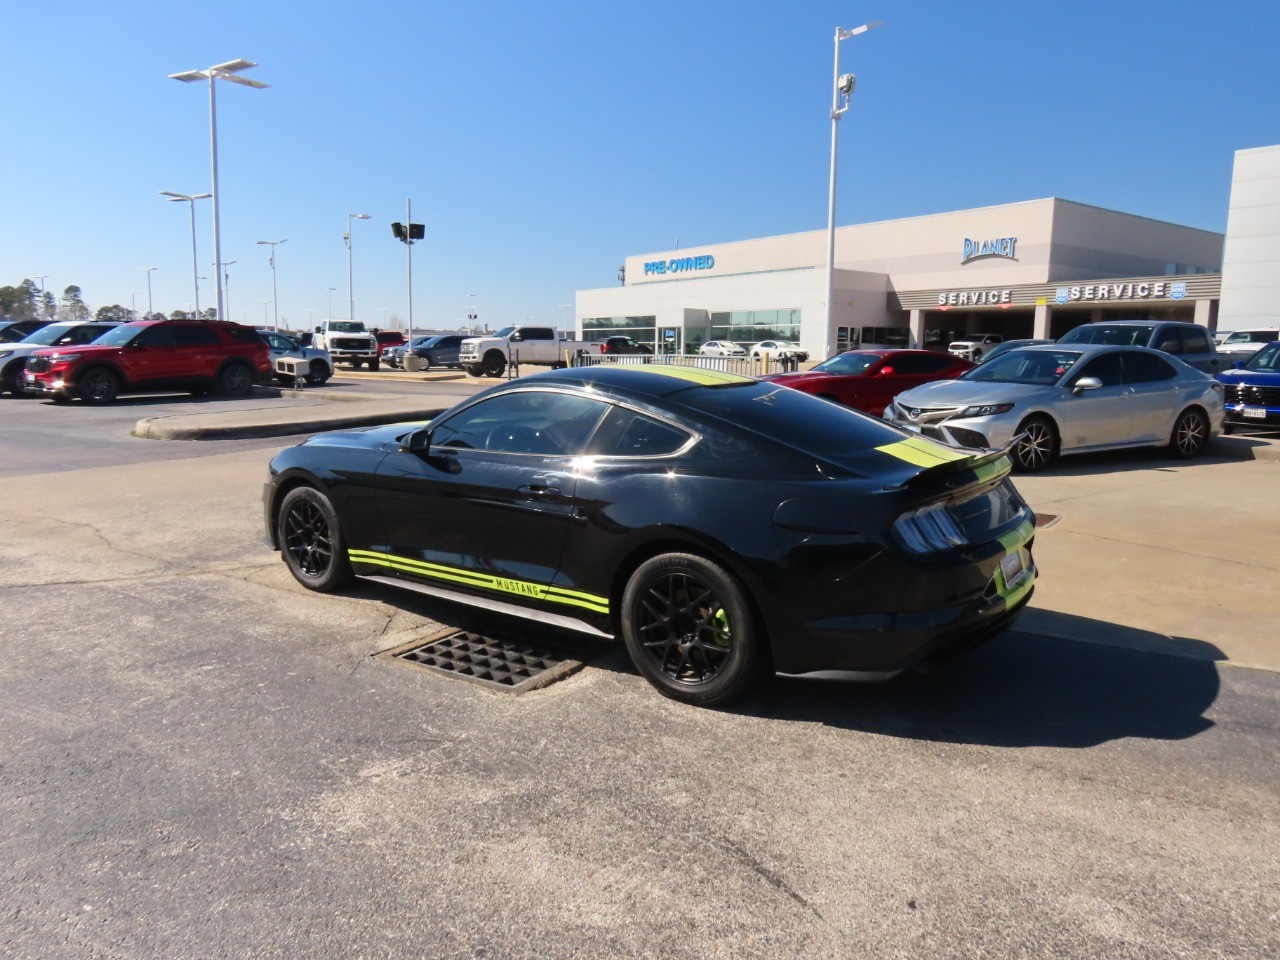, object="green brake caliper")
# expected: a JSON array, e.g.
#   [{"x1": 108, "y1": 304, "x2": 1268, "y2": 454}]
[{"x1": 711, "y1": 607, "x2": 732, "y2": 648}]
